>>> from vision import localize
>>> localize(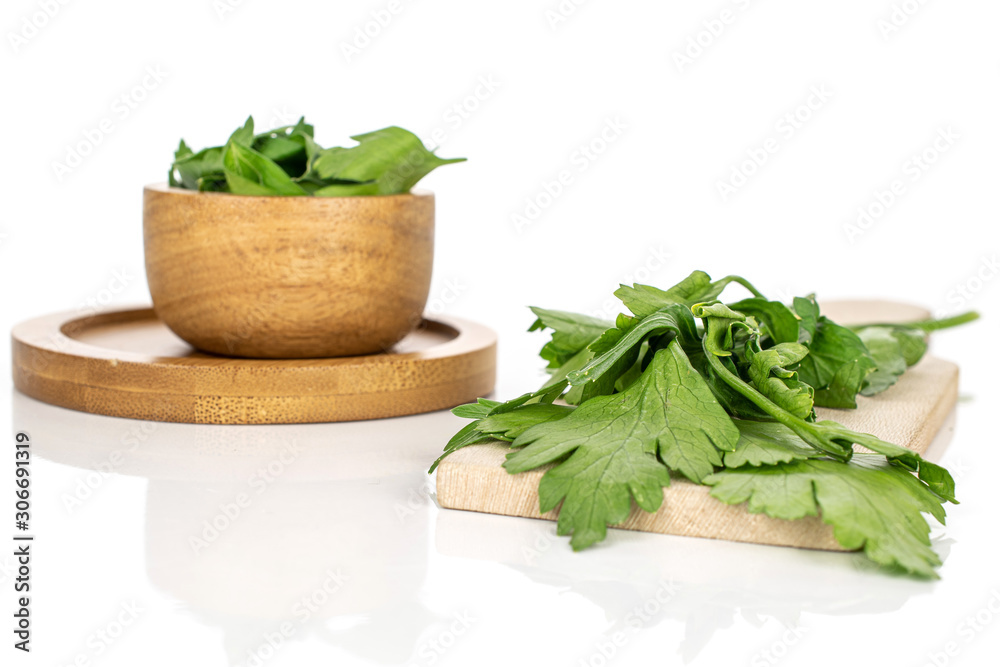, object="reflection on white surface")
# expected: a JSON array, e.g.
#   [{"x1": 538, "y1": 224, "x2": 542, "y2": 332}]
[
  {"x1": 435, "y1": 509, "x2": 948, "y2": 663},
  {"x1": 11, "y1": 390, "x2": 962, "y2": 665},
  {"x1": 16, "y1": 390, "x2": 456, "y2": 664},
  {"x1": 146, "y1": 473, "x2": 438, "y2": 665}
]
